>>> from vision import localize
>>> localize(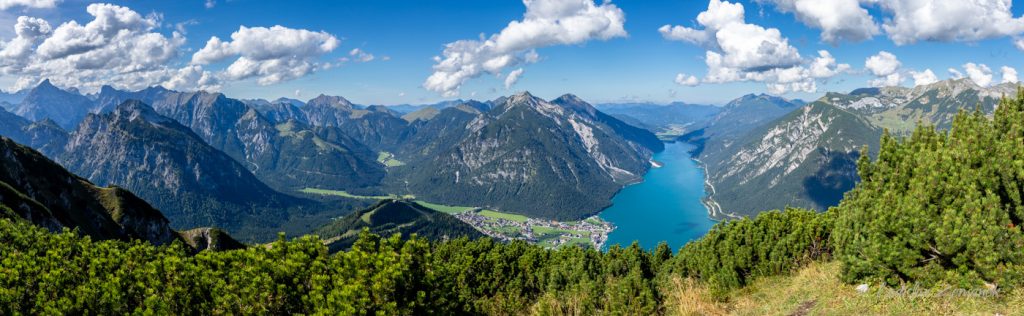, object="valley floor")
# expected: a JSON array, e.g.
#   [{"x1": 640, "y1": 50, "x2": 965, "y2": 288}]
[
  {"x1": 301, "y1": 188, "x2": 614, "y2": 249},
  {"x1": 668, "y1": 261, "x2": 1024, "y2": 316}
]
